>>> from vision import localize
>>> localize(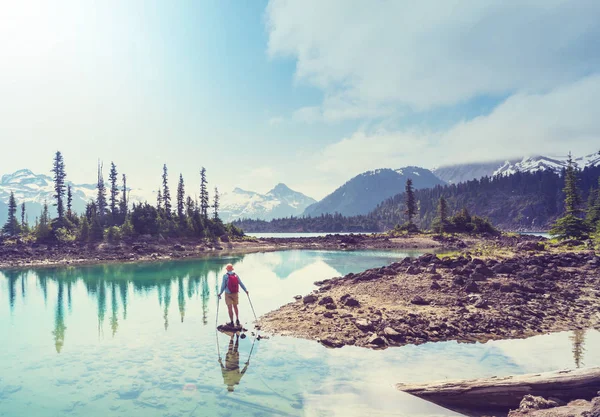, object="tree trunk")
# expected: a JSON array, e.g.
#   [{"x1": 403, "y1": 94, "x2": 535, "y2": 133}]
[{"x1": 396, "y1": 367, "x2": 600, "y2": 415}]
